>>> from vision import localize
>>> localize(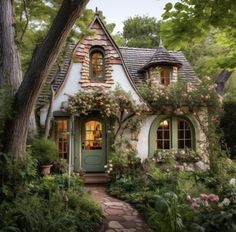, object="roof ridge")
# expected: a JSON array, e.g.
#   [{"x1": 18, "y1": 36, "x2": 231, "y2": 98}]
[{"x1": 119, "y1": 46, "x2": 156, "y2": 51}]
